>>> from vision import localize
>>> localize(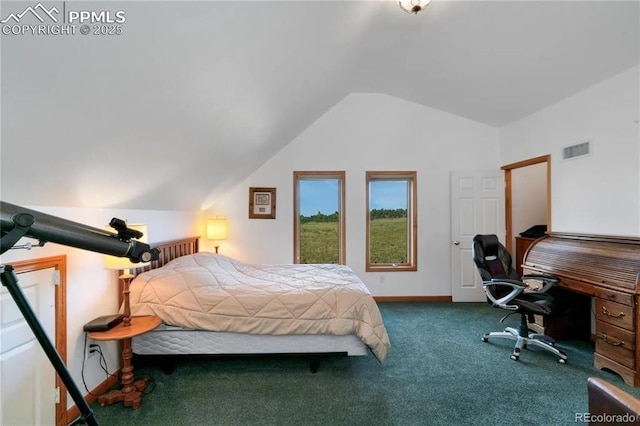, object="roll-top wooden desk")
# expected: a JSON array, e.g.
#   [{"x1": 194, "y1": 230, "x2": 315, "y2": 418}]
[{"x1": 523, "y1": 233, "x2": 640, "y2": 386}]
